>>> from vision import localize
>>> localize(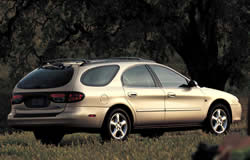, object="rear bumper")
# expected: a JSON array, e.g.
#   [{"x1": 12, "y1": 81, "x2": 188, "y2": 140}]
[{"x1": 7, "y1": 106, "x2": 109, "y2": 129}]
